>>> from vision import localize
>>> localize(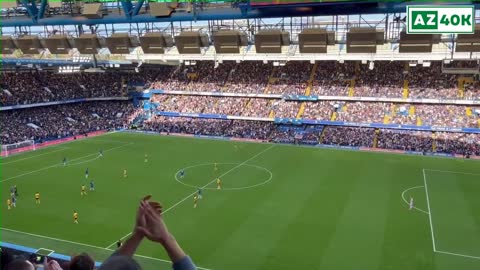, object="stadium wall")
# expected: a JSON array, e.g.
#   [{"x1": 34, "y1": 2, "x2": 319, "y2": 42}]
[
  {"x1": 0, "y1": 131, "x2": 108, "y2": 157},
  {"x1": 0, "y1": 242, "x2": 102, "y2": 268}
]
